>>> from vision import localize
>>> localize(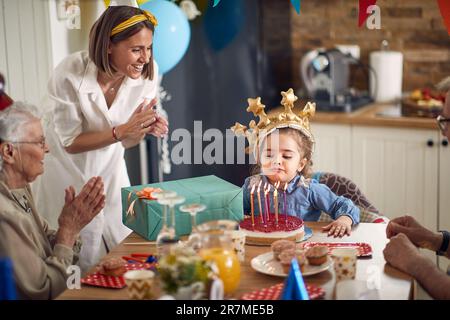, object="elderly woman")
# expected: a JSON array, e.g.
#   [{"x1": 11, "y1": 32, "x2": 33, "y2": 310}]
[
  {"x1": 384, "y1": 76, "x2": 450, "y2": 300},
  {"x1": 0, "y1": 102, "x2": 105, "y2": 299}
]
